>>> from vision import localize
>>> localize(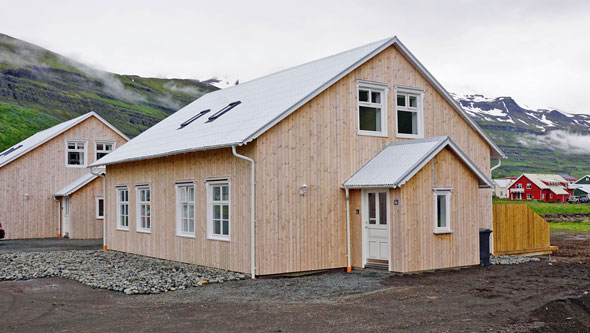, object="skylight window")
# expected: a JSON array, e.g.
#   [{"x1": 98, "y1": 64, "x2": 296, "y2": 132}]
[
  {"x1": 178, "y1": 110, "x2": 210, "y2": 129},
  {"x1": 0, "y1": 144, "x2": 23, "y2": 157},
  {"x1": 206, "y1": 101, "x2": 241, "y2": 123}
]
